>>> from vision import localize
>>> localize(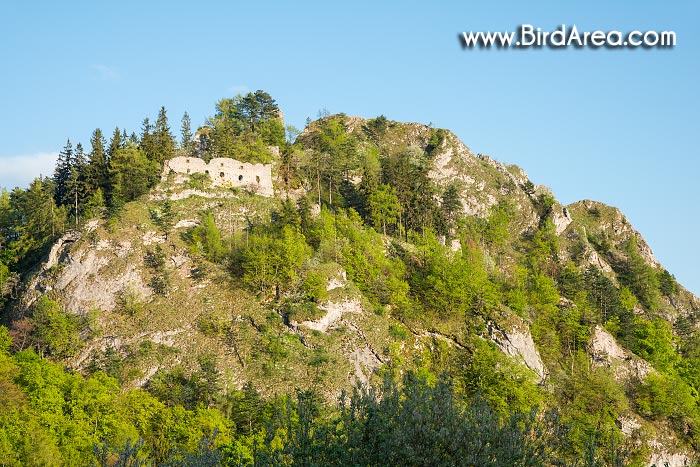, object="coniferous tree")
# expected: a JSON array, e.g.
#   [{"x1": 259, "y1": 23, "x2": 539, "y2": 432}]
[
  {"x1": 140, "y1": 118, "x2": 156, "y2": 160},
  {"x1": 181, "y1": 112, "x2": 193, "y2": 156},
  {"x1": 53, "y1": 139, "x2": 73, "y2": 206},
  {"x1": 86, "y1": 128, "x2": 108, "y2": 194},
  {"x1": 9, "y1": 178, "x2": 66, "y2": 265},
  {"x1": 153, "y1": 106, "x2": 175, "y2": 163},
  {"x1": 441, "y1": 184, "x2": 462, "y2": 237},
  {"x1": 65, "y1": 143, "x2": 88, "y2": 227},
  {"x1": 108, "y1": 144, "x2": 160, "y2": 208},
  {"x1": 357, "y1": 149, "x2": 381, "y2": 219},
  {"x1": 108, "y1": 127, "x2": 122, "y2": 160}
]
